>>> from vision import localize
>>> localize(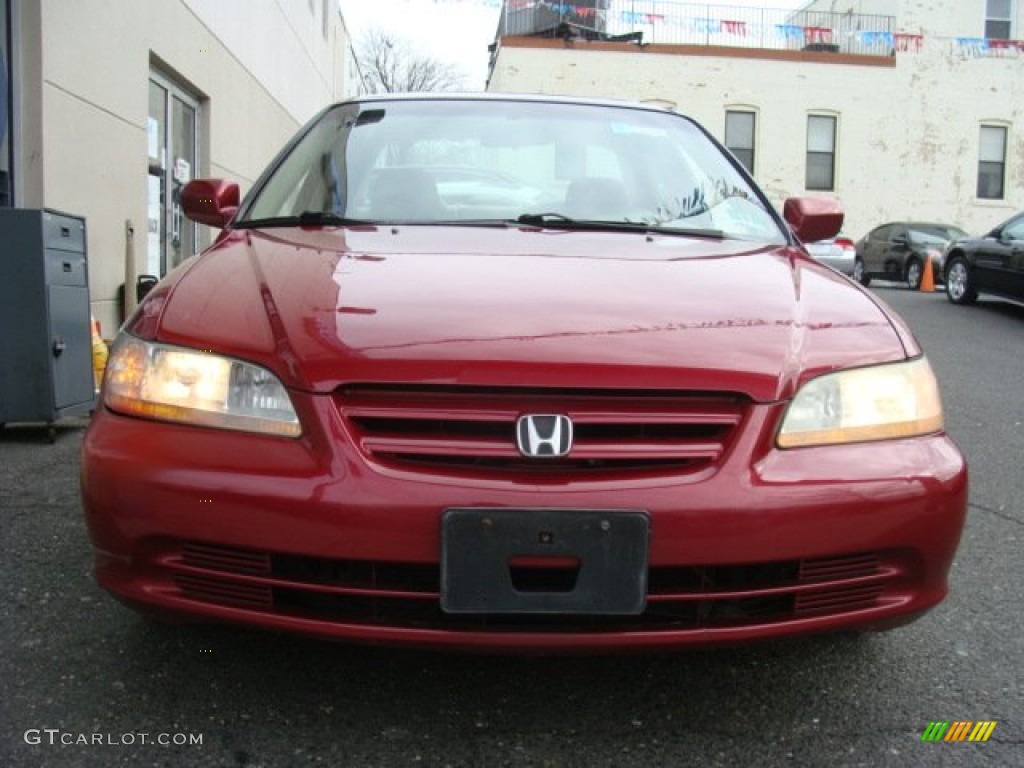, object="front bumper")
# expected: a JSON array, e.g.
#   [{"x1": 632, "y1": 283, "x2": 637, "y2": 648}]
[{"x1": 81, "y1": 394, "x2": 968, "y2": 651}]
